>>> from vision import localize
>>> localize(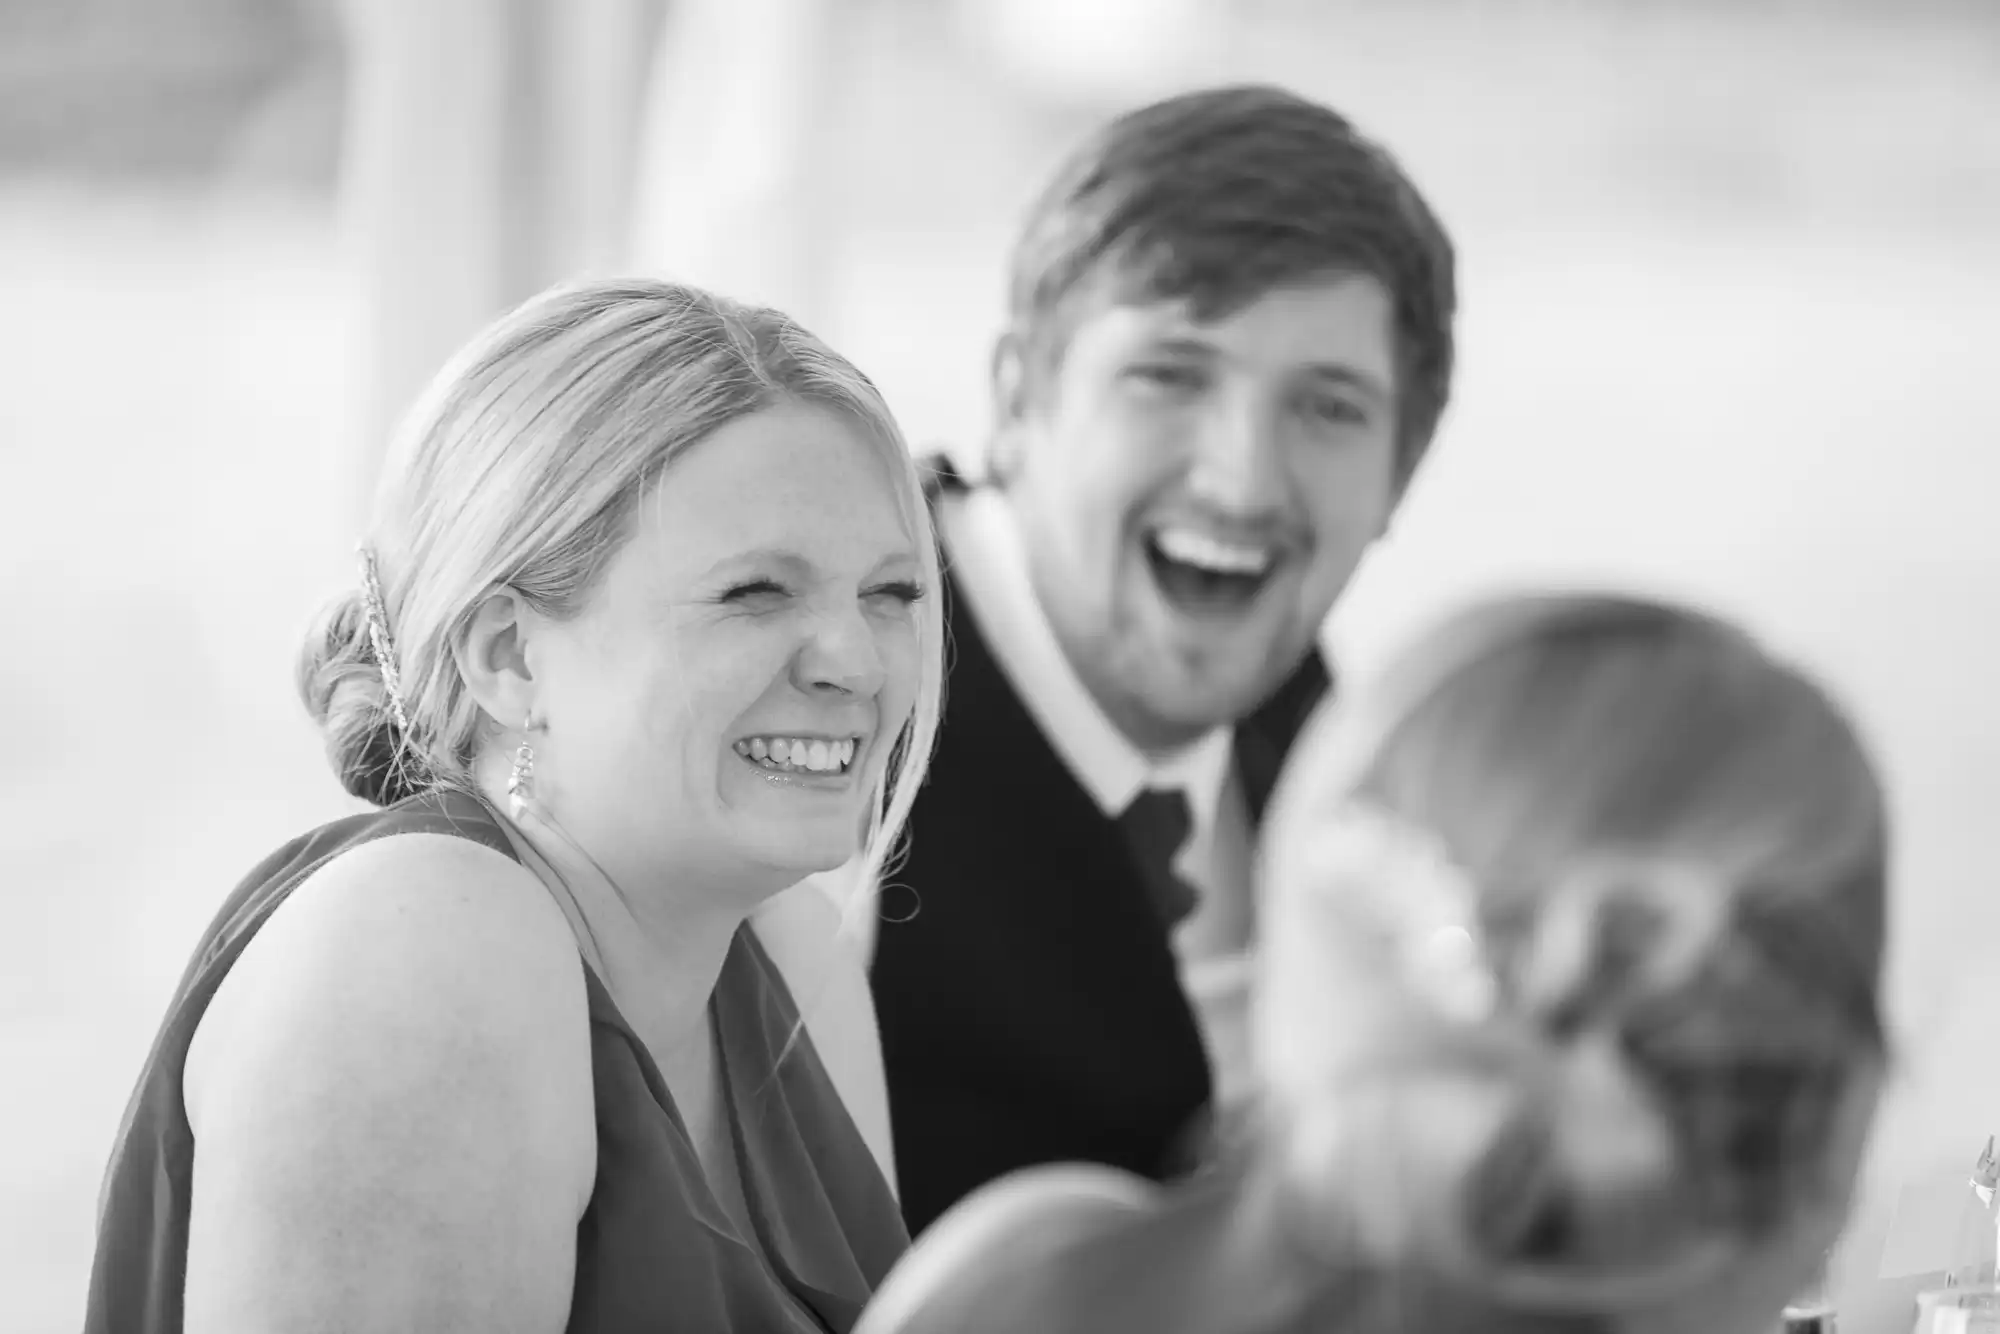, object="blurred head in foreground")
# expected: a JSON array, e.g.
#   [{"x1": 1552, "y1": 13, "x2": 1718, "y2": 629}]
[{"x1": 1254, "y1": 591, "x2": 1890, "y2": 1331}]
